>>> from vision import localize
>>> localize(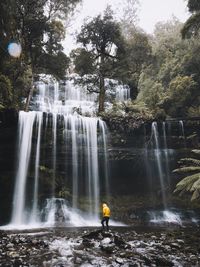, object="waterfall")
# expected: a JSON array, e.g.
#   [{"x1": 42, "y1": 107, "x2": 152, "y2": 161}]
[
  {"x1": 179, "y1": 120, "x2": 187, "y2": 148},
  {"x1": 162, "y1": 122, "x2": 170, "y2": 186},
  {"x1": 30, "y1": 112, "x2": 43, "y2": 223},
  {"x1": 11, "y1": 111, "x2": 36, "y2": 225},
  {"x1": 9, "y1": 77, "x2": 114, "y2": 227},
  {"x1": 151, "y1": 122, "x2": 167, "y2": 208}
]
